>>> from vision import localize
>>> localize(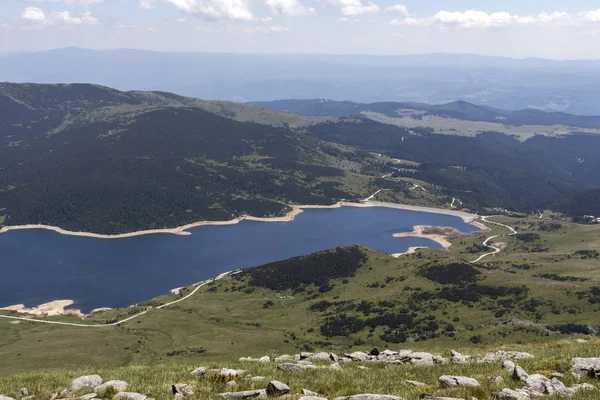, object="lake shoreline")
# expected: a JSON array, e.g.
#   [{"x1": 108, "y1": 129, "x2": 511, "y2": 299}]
[{"x1": 0, "y1": 200, "x2": 479, "y2": 239}]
